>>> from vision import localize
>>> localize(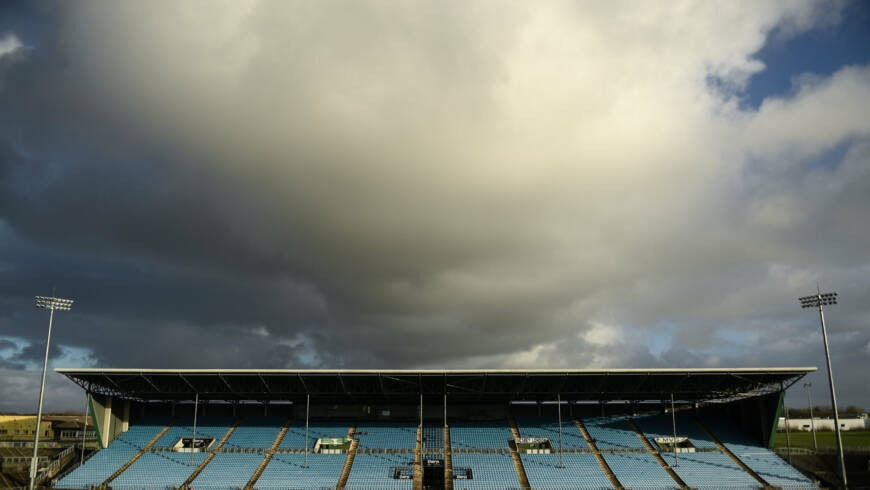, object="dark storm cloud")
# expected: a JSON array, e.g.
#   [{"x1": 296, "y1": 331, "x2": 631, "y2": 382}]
[
  {"x1": 0, "y1": 222, "x2": 327, "y2": 367},
  {"x1": 0, "y1": 1, "x2": 869, "y2": 412}
]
